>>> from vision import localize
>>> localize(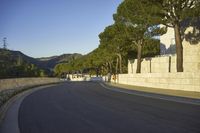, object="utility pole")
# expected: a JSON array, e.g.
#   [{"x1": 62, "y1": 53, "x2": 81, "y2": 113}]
[{"x1": 3, "y1": 37, "x2": 7, "y2": 49}]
